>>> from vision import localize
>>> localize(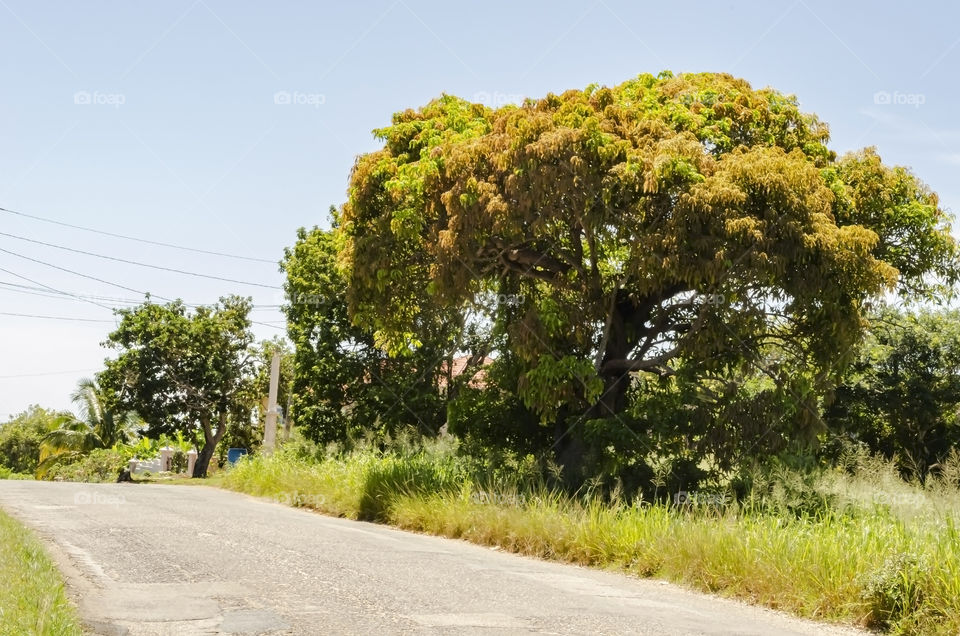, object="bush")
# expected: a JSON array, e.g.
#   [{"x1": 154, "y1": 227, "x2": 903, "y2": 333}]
[
  {"x1": 45, "y1": 449, "x2": 125, "y2": 483},
  {"x1": 826, "y1": 308, "x2": 960, "y2": 479},
  {"x1": 447, "y1": 385, "x2": 549, "y2": 457},
  {"x1": 0, "y1": 466, "x2": 32, "y2": 480},
  {"x1": 860, "y1": 553, "x2": 930, "y2": 631},
  {"x1": 170, "y1": 450, "x2": 188, "y2": 474},
  {"x1": 0, "y1": 406, "x2": 66, "y2": 474}
]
